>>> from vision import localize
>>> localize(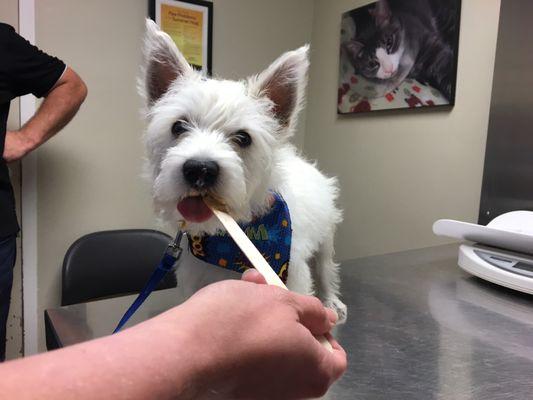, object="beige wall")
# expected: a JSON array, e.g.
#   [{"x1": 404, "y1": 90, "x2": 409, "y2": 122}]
[
  {"x1": 35, "y1": 0, "x2": 314, "y2": 351},
  {"x1": 35, "y1": 0, "x2": 161, "y2": 352},
  {"x1": 212, "y1": 0, "x2": 314, "y2": 147},
  {"x1": 305, "y1": 0, "x2": 501, "y2": 260},
  {"x1": 0, "y1": 0, "x2": 24, "y2": 360}
]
